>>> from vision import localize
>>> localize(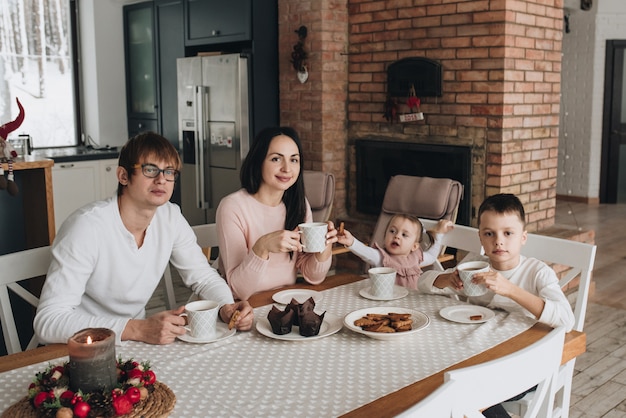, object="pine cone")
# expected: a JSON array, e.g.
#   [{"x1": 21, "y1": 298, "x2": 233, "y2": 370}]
[{"x1": 87, "y1": 389, "x2": 114, "y2": 418}]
